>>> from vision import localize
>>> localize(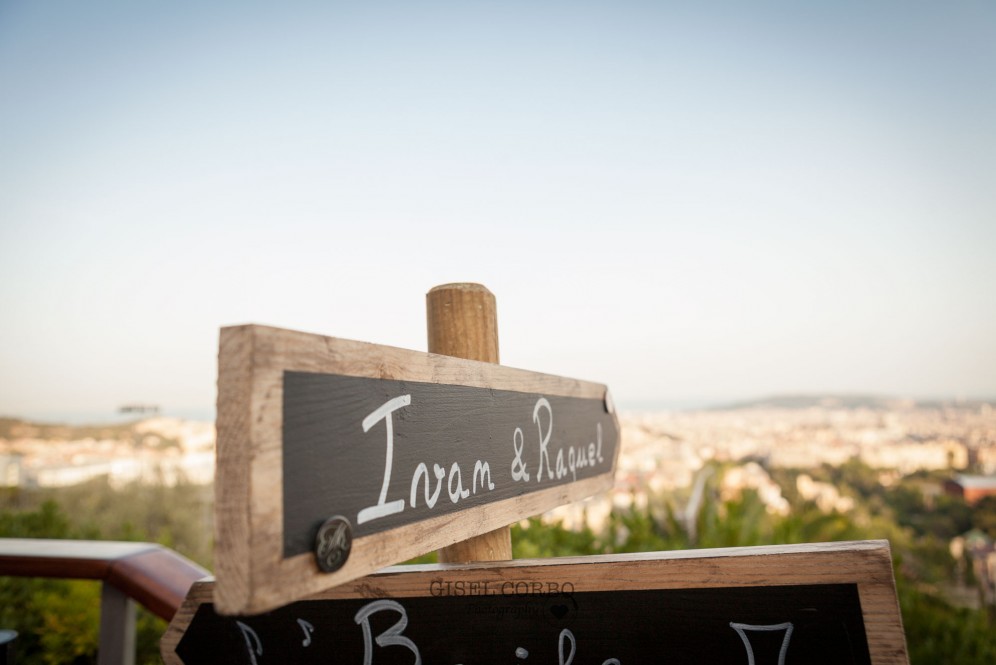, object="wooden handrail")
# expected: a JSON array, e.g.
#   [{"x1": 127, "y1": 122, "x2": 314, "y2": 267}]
[{"x1": 0, "y1": 538, "x2": 209, "y2": 621}]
